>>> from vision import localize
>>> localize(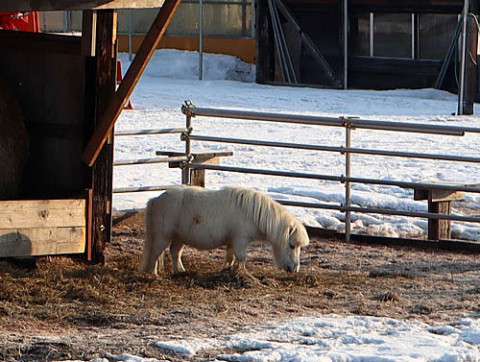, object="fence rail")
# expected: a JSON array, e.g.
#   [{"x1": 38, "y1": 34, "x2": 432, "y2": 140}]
[
  {"x1": 115, "y1": 128, "x2": 188, "y2": 136},
  {"x1": 188, "y1": 163, "x2": 480, "y2": 194},
  {"x1": 182, "y1": 104, "x2": 480, "y2": 136}
]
